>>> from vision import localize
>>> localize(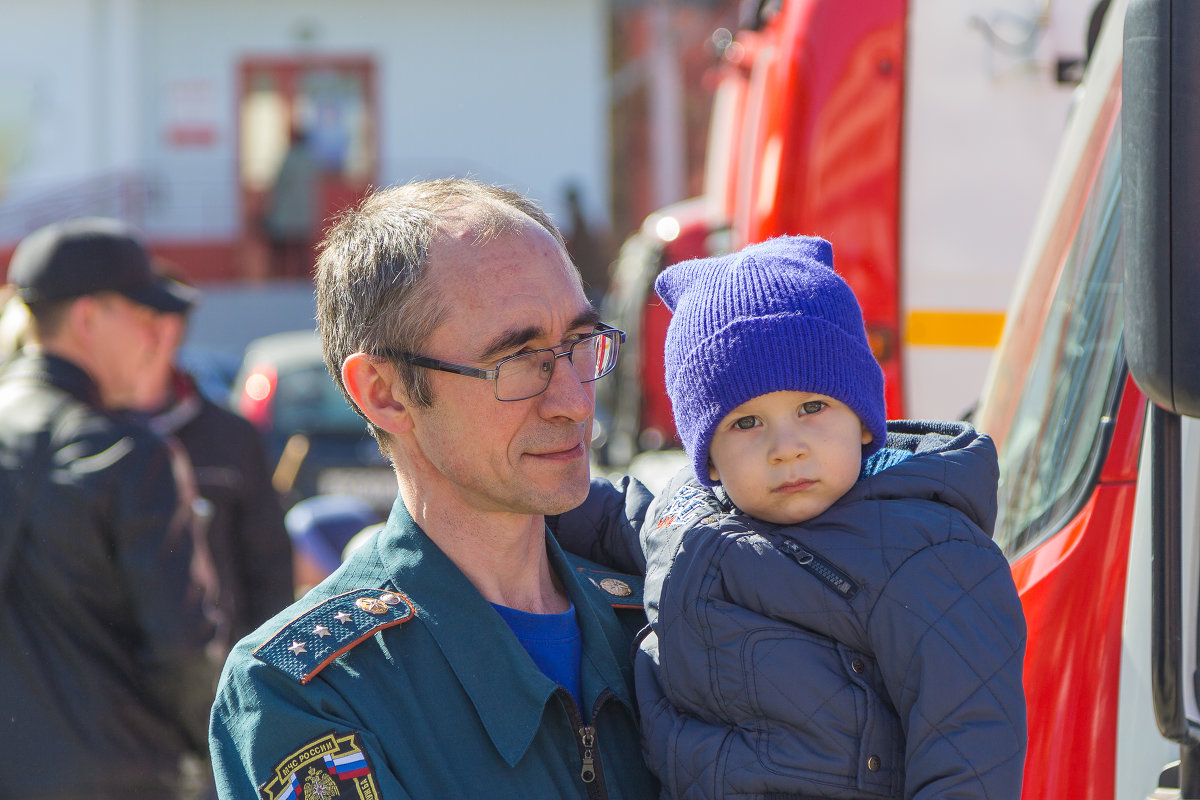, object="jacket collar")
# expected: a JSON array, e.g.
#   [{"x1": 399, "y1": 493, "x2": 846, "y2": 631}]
[
  {"x1": 3, "y1": 351, "x2": 102, "y2": 407},
  {"x1": 138, "y1": 368, "x2": 203, "y2": 436},
  {"x1": 850, "y1": 419, "x2": 998, "y2": 534},
  {"x1": 373, "y1": 497, "x2": 635, "y2": 767}
]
